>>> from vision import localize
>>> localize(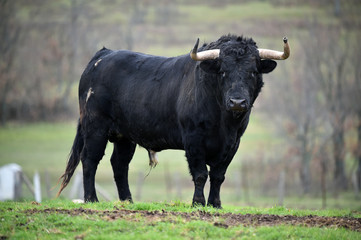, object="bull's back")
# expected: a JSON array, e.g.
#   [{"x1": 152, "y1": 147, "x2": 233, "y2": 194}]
[{"x1": 82, "y1": 50, "x2": 190, "y2": 150}]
